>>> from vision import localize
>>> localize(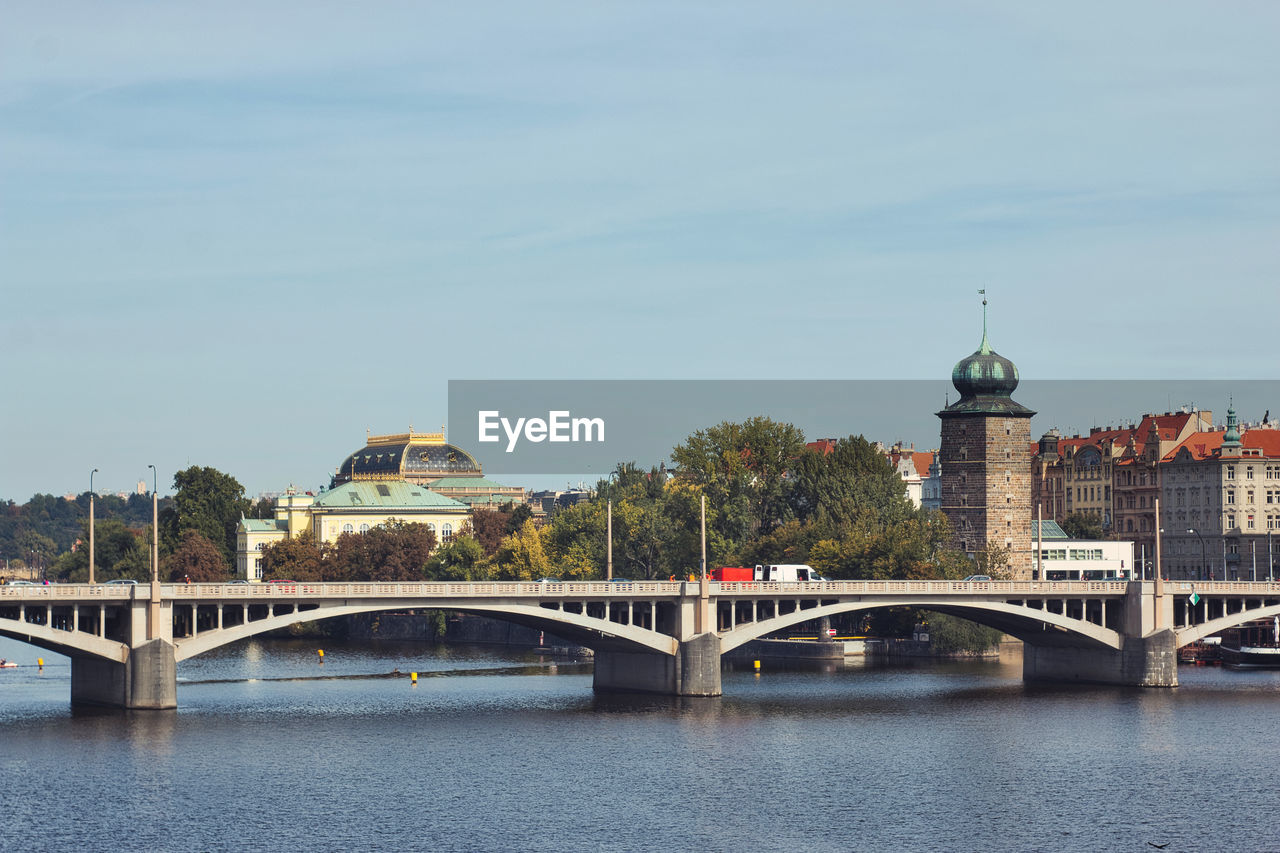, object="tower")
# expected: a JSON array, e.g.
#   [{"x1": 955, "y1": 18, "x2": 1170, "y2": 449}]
[{"x1": 937, "y1": 299, "x2": 1036, "y2": 577}]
